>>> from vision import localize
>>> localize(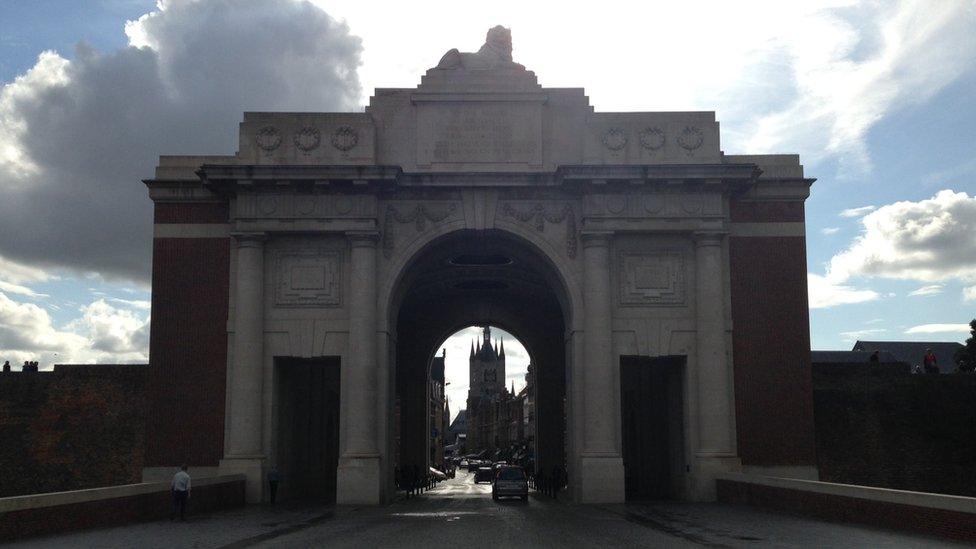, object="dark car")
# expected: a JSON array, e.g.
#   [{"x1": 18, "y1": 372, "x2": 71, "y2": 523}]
[
  {"x1": 474, "y1": 466, "x2": 495, "y2": 483},
  {"x1": 492, "y1": 466, "x2": 528, "y2": 501}
]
